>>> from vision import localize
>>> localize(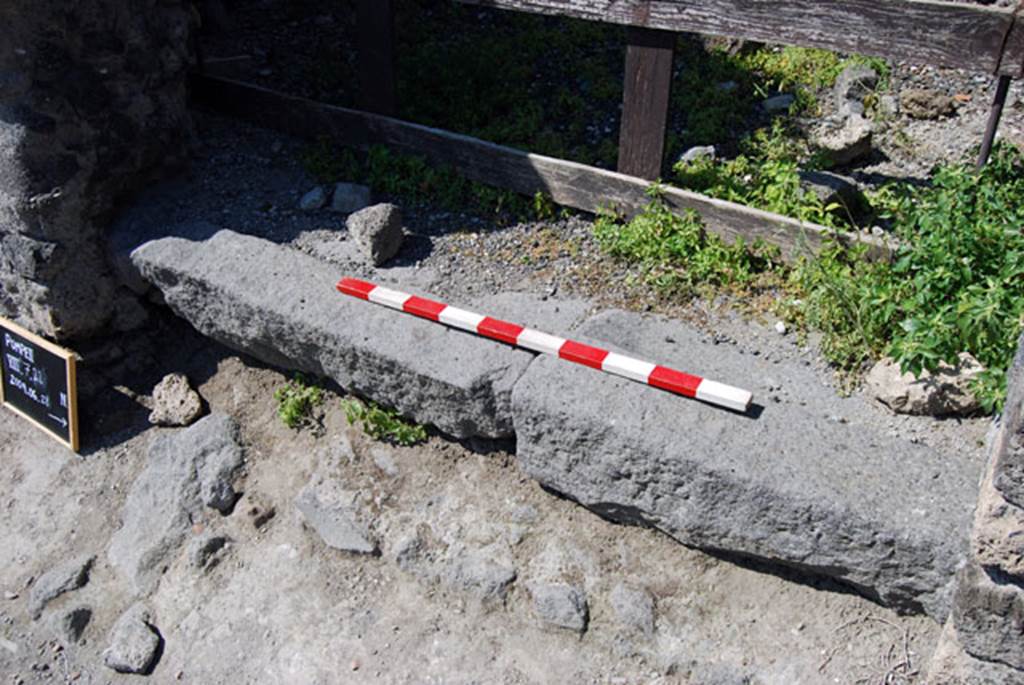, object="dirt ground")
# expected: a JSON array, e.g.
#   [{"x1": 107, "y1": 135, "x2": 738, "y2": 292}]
[{"x1": 1, "y1": 311, "x2": 949, "y2": 685}]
